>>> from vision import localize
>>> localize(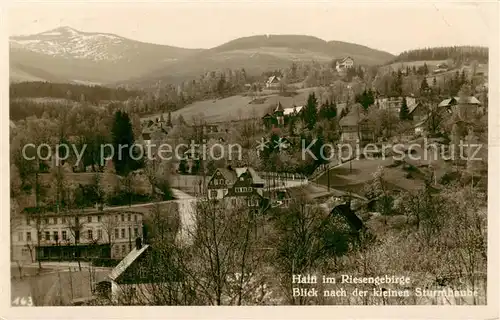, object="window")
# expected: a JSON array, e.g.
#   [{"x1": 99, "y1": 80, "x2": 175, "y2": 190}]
[
  {"x1": 44, "y1": 218, "x2": 49, "y2": 225},
  {"x1": 121, "y1": 245, "x2": 126, "y2": 255},
  {"x1": 26, "y1": 232, "x2": 31, "y2": 242},
  {"x1": 134, "y1": 228, "x2": 138, "y2": 238},
  {"x1": 18, "y1": 232, "x2": 23, "y2": 242},
  {"x1": 62, "y1": 217, "x2": 66, "y2": 224},
  {"x1": 247, "y1": 199, "x2": 259, "y2": 207},
  {"x1": 210, "y1": 190, "x2": 217, "y2": 198},
  {"x1": 97, "y1": 229, "x2": 102, "y2": 239},
  {"x1": 87, "y1": 216, "x2": 92, "y2": 223},
  {"x1": 121, "y1": 215, "x2": 125, "y2": 222},
  {"x1": 45, "y1": 231, "x2": 50, "y2": 241},
  {"x1": 128, "y1": 214, "x2": 131, "y2": 222},
  {"x1": 121, "y1": 229, "x2": 125, "y2": 238},
  {"x1": 114, "y1": 246, "x2": 119, "y2": 257},
  {"x1": 214, "y1": 179, "x2": 219, "y2": 186},
  {"x1": 97, "y1": 216, "x2": 101, "y2": 222},
  {"x1": 75, "y1": 217, "x2": 79, "y2": 224},
  {"x1": 134, "y1": 215, "x2": 138, "y2": 222},
  {"x1": 53, "y1": 231, "x2": 59, "y2": 242},
  {"x1": 87, "y1": 230, "x2": 93, "y2": 240},
  {"x1": 114, "y1": 229, "x2": 119, "y2": 239},
  {"x1": 26, "y1": 217, "x2": 30, "y2": 225},
  {"x1": 62, "y1": 231, "x2": 67, "y2": 241}
]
